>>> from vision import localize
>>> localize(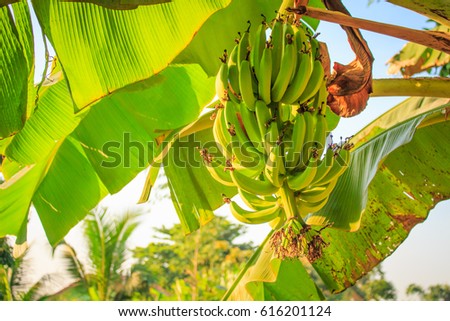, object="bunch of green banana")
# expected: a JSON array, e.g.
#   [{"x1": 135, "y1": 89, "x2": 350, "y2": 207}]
[{"x1": 204, "y1": 16, "x2": 353, "y2": 238}]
